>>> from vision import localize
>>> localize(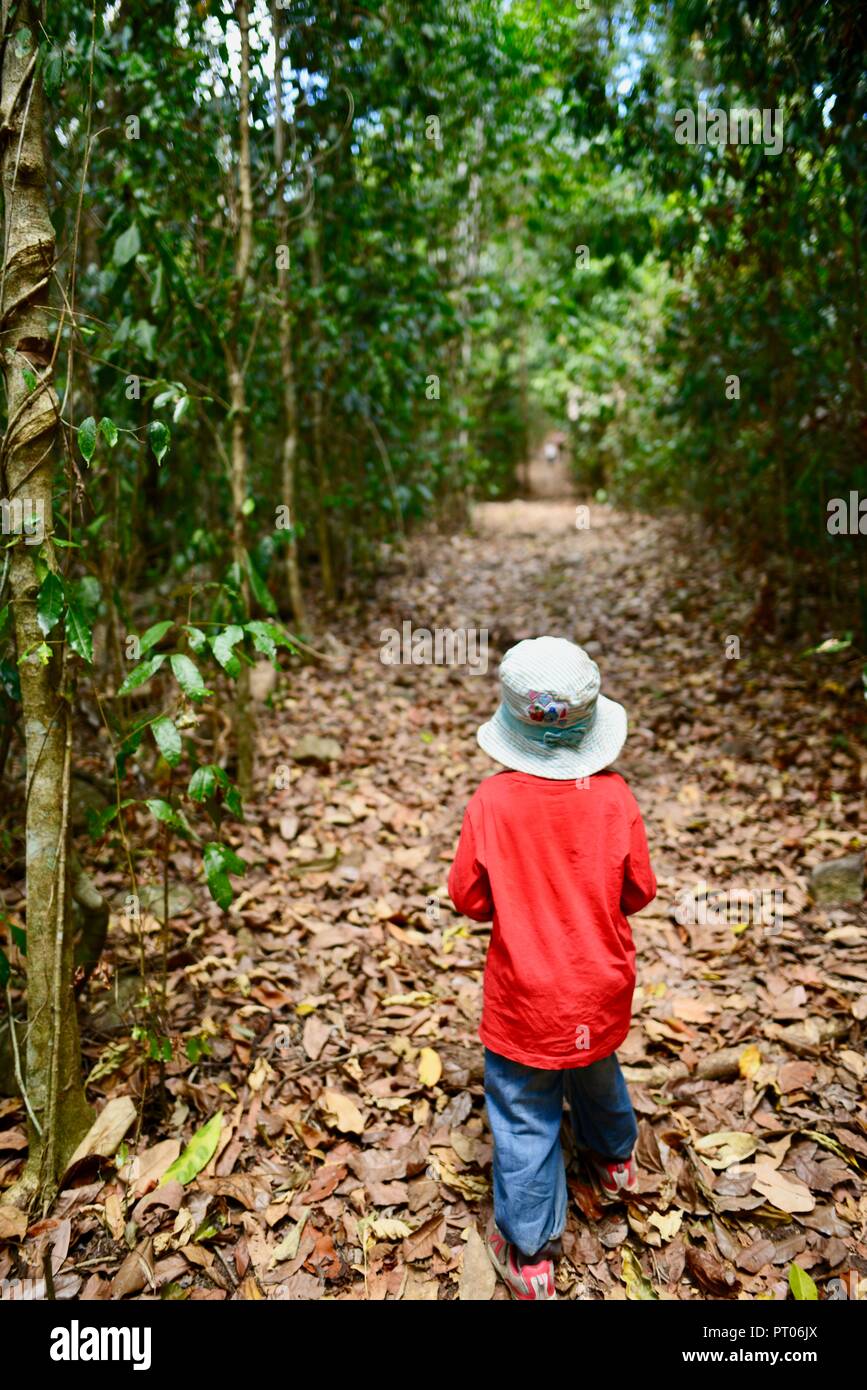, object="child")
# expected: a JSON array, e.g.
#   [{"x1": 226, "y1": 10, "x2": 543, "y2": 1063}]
[{"x1": 448, "y1": 636, "x2": 656, "y2": 1301}]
